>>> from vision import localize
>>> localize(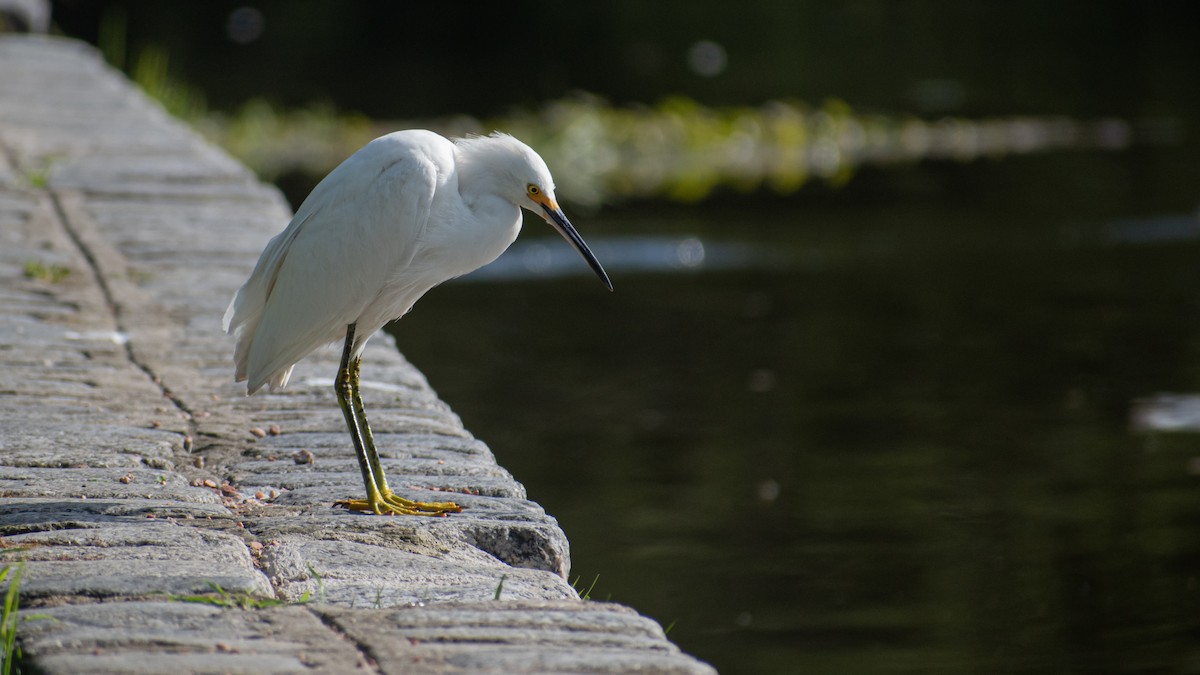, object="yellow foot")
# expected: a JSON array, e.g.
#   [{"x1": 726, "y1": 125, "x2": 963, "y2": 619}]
[{"x1": 334, "y1": 490, "x2": 462, "y2": 517}]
